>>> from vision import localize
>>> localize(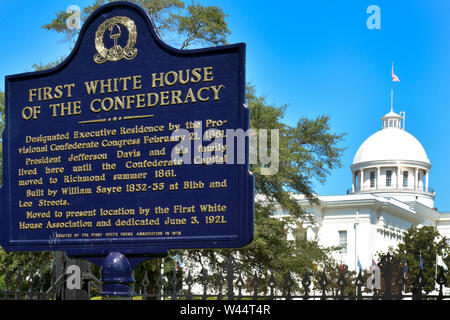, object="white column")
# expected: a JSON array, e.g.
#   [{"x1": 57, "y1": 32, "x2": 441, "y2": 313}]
[
  {"x1": 425, "y1": 171, "x2": 429, "y2": 192},
  {"x1": 354, "y1": 211, "x2": 359, "y2": 272},
  {"x1": 414, "y1": 168, "x2": 418, "y2": 191},
  {"x1": 360, "y1": 169, "x2": 364, "y2": 191},
  {"x1": 352, "y1": 172, "x2": 356, "y2": 193},
  {"x1": 397, "y1": 166, "x2": 401, "y2": 189},
  {"x1": 376, "y1": 167, "x2": 380, "y2": 190}
]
